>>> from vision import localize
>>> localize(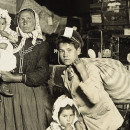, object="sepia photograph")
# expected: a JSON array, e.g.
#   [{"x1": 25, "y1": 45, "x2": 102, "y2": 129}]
[{"x1": 0, "y1": 0, "x2": 130, "y2": 129}]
